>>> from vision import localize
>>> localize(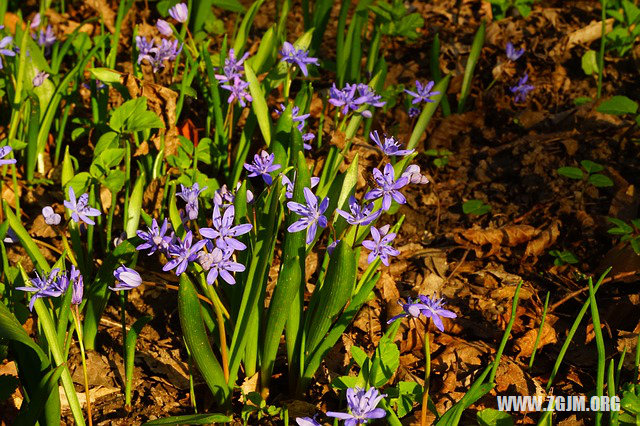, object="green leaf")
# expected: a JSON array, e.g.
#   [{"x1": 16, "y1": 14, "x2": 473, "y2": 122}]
[
  {"x1": 212, "y1": 0, "x2": 246, "y2": 13},
  {"x1": 477, "y1": 408, "x2": 514, "y2": 426},
  {"x1": 232, "y1": 0, "x2": 265, "y2": 54},
  {"x1": 126, "y1": 110, "x2": 165, "y2": 133},
  {"x1": 557, "y1": 166, "x2": 584, "y2": 180},
  {"x1": 580, "y1": 160, "x2": 604, "y2": 173},
  {"x1": 596, "y1": 96, "x2": 639, "y2": 115},
  {"x1": 0, "y1": 302, "x2": 49, "y2": 364},
  {"x1": 462, "y1": 199, "x2": 491, "y2": 216},
  {"x1": 143, "y1": 413, "x2": 232, "y2": 425},
  {"x1": 630, "y1": 238, "x2": 640, "y2": 254},
  {"x1": 588, "y1": 173, "x2": 614, "y2": 187},
  {"x1": 373, "y1": 337, "x2": 400, "y2": 387},
  {"x1": 581, "y1": 50, "x2": 599, "y2": 75},
  {"x1": 178, "y1": 275, "x2": 229, "y2": 404},
  {"x1": 351, "y1": 345, "x2": 368, "y2": 368},
  {"x1": 458, "y1": 22, "x2": 485, "y2": 113},
  {"x1": 125, "y1": 174, "x2": 145, "y2": 238},
  {"x1": 245, "y1": 63, "x2": 272, "y2": 146},
  {"x1": 64, "y1": 172, "x2": 93, "y2": 196},
  {"x1": 89, "y1": 67, "x2": 122, "y2": 84},
  {"x1": 124, "y1": 315, "x2": 152, "y2": 406},
  {"x1": 14, "y1": 365, "x2": 65, "y2": 426},
  {"x1": 102, "y1": 170, "x2": 125, "y2": 194},
  {"x1": 574, "y1": 96, "x2": 593, "y2": 106}
]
